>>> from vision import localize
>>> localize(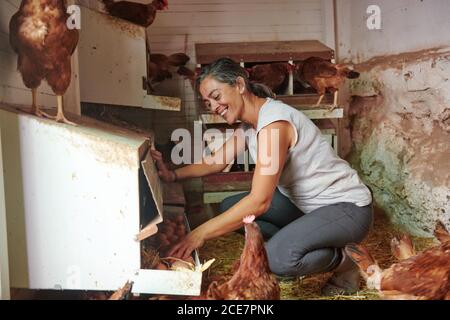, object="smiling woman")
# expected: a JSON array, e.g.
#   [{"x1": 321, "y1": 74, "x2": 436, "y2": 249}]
[
  {"x1": 197, "y1": 58, "x2": 275, "y2": 126},
  {"x1": 151, "y1": 57, "x2": 373, "y2": 297}
]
